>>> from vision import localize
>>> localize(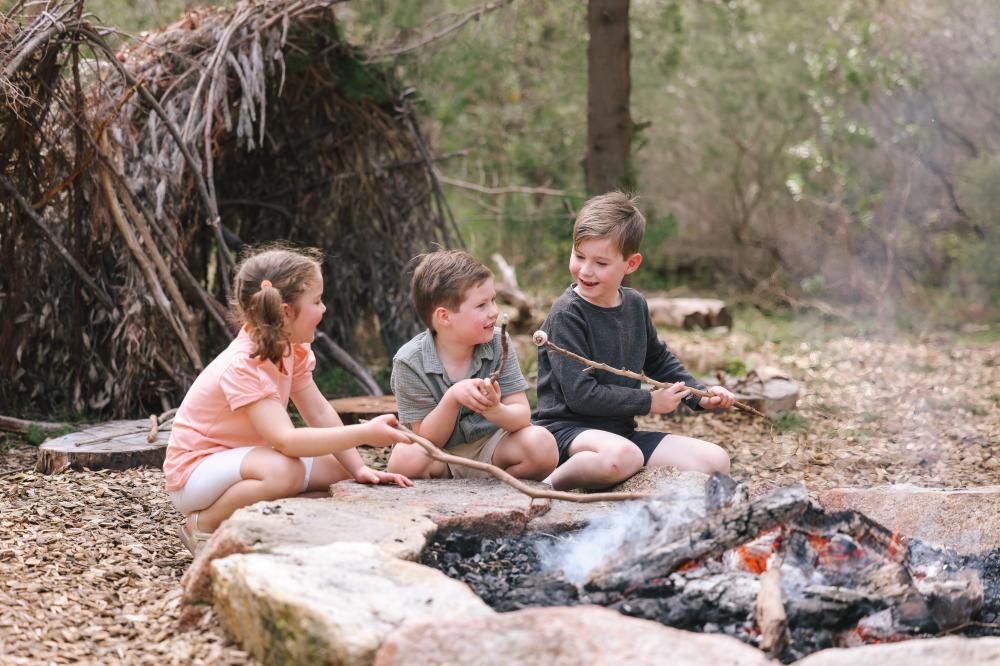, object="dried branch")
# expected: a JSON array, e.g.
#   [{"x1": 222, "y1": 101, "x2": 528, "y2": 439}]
[
  {"x1": 364, "y1": 0, "x2": 516, "y2": 61},
  {"x1": 437, "y1": 174, "x2": 566, "y2": 197},
  {"x1": 0, "y1": 173, "x2": 115, "y2": 311},
  {"x1": 487, "y1": 314, "x2": 509, "y2": 384},
  {"x1": 398, "y1": 424, "x2": 658, "y2": 504},
  {"x1": 532, "y1": 331, "x2": 767, "y2": 419}
]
